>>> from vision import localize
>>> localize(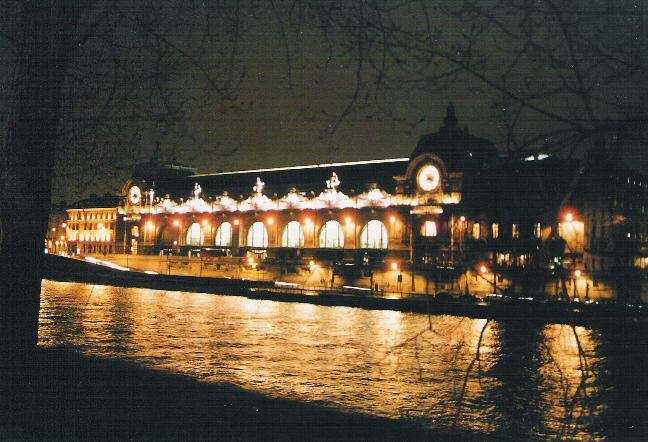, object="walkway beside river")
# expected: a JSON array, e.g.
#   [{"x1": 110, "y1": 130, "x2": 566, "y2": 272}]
[{"x1": 2, "y1": 347, "x2": 443, "y2": 441}]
